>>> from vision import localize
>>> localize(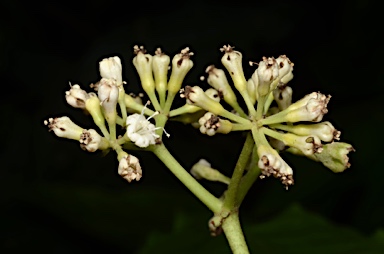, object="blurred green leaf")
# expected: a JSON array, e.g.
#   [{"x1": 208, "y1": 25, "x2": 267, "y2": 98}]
[{"x1": 139, "y1": 204, "x2": 384, "y2": 254}]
